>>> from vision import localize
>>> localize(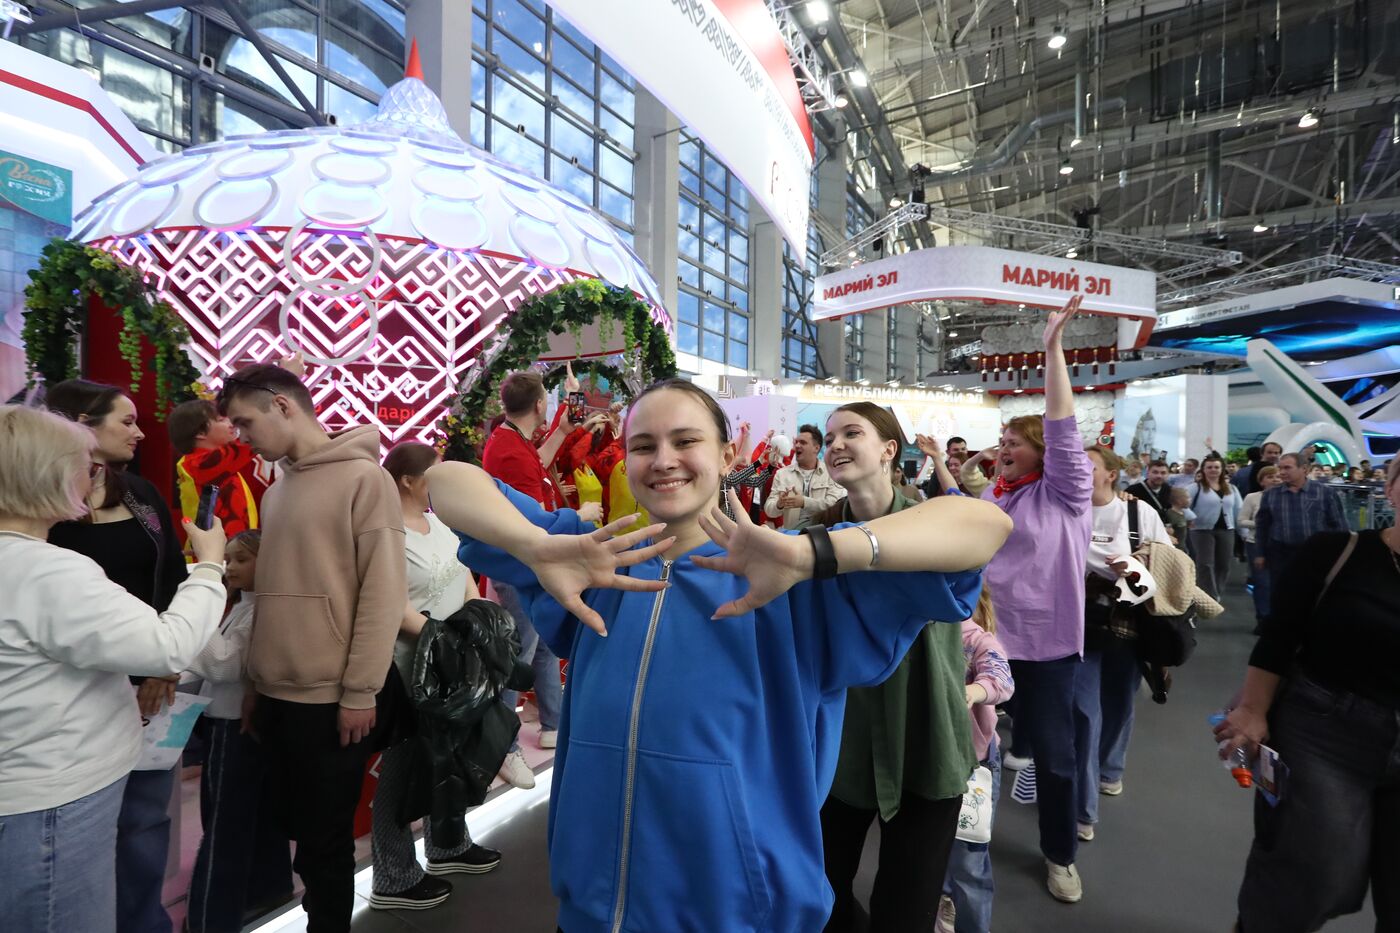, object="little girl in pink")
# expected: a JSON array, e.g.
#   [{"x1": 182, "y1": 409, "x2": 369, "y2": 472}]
[{"x1": 940, "y1": 586, "x2": 1015, "y2": 933}]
